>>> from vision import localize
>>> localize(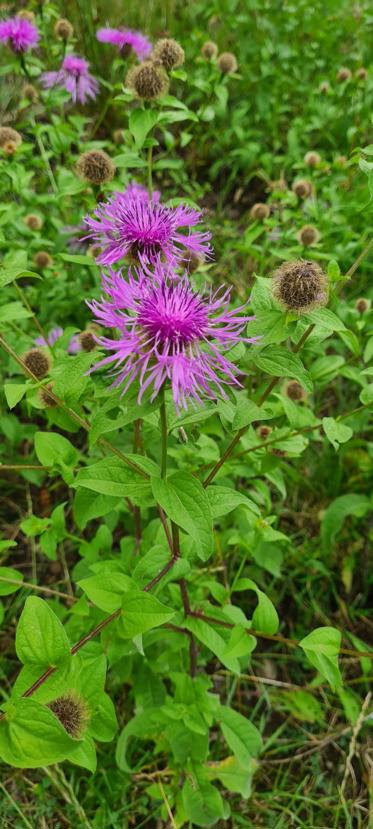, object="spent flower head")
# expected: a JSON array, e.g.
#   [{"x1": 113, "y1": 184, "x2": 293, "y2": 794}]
[
  {"x1": 23, "y1": 348, "x2": 51, "y2": 379},
  {"x1": 48, "y1": 692, "x2": 89, "y2": 738},
  {"x1": 201, "y1": 41, "x2": 218, "y2": 59},
  {"x1": 152, "y1": 38, "x2": 185, "y2": 71},
  {"x1": 126, "y1": 61, "x2": 169, "y2": 99},
  {"x1": 250, "y1": 202, "x2": 270, "y2": 220},
  {"x1": 0, "y1": 16, "x2": 39, "y2": 52},
  {"x1": 54, "y1": 19, "x2": 74, "y2": 40},
  {"x1": 0, "y1": 127, "x2": 22, "y2": 148},
  {"x1": 96, "y1": 27, "x2": 152, "y2": 60},
  {"x1": 41, "y1": 55, "x2": 99, "y2": 105},
  {"x1": 76, "y1": 149, "x2": 115, "y2": 185},
  {"x1": 217, "y1": 52, "x2": 238, "y2": 74},
  {"x1": 272, "y1": 259, "x2": 328, "y2": 313},
  {"x1": 87, "y1": 262, "x2": 257, "y2": 411}
]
